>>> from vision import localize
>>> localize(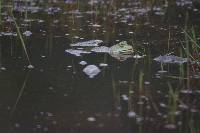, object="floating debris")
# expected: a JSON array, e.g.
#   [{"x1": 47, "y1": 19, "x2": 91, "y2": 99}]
[
  {"x1": 43, "y1": 127, "x2": 49, "y2": 132},
  {"x1": 46, "y1": 112, "x2": 53, "y2": 117},
  {"x1": 27, "y1": 64, "x2": 34, "y2": 69},
  {"x1": 23, "y1": 31, "x2": 32, "y2": 37},
  {"x1": 1, "y1": 32, "x2": 17, "y2": 36},
  {"x1": 70, "y1": 40, "x2": 103, "y2": 47},
  {"x1": 154, "y1": 55, "x2": 187, "y2": 64},
  {"x1": 83, "y1": 65, "x2": 101, "y2": 78},
  {"x1": 127, "y1": 111, "x2": 136, "y2": 118},
  {"x1": 164, "y1": 124, "x2": 177, "y2": 129},
  {"x1": 121, "y1": 94, "x2": 129, "y2": 101},
  {"x1": 79, "y1": 61, "x2": 87, "y2": 65},
  {"x1": 87, "y1": 117, "x2": 96, "y2": 122},
  {"x1": 99, "y1": 63, "x2": 108, "y2": 67},
  {"x1": 92, "y1": 24, "x2": 101, "y2": 27},
  {"x1": 65, "y1": 49, "x2": 91, "y2": 56},
  {"x1": 133, "y1": 54, "x2": 145, "y2": 59},
  {"x1": 14, "y1": 123, "x2": 20, "y2": 128},
  {"x1": 0, "y1": 67, "x2": 6, "y2": 71}
]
